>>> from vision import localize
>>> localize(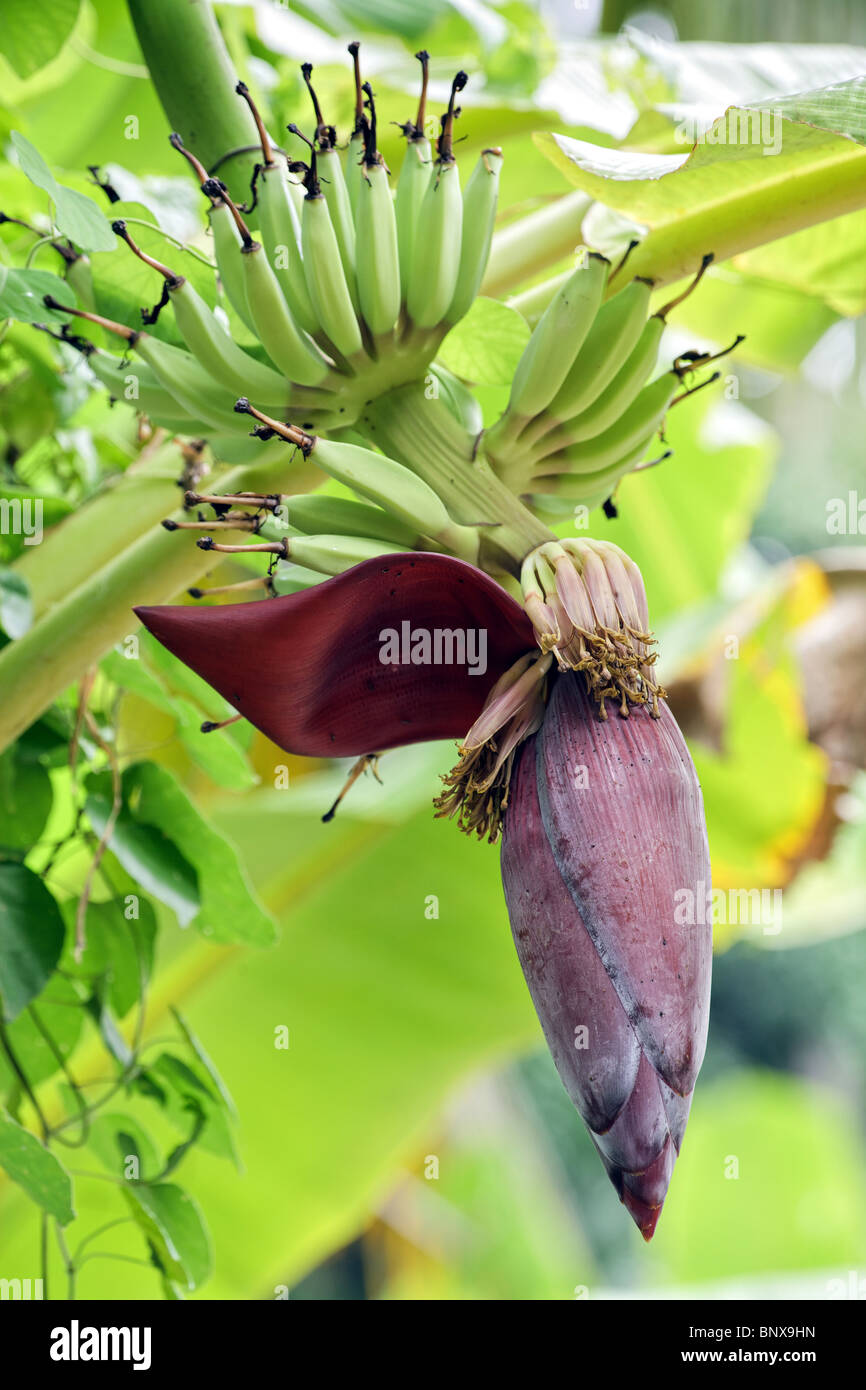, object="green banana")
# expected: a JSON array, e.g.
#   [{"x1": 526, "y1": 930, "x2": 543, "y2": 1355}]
[
  {"x1": 405, "y1": 71, "x2": 466, "y2": 330},
  {"x1": 112, "y1": 219, "x2": 293, "y2": 406},
  {"x1": 256, "y1": 161, "x2": 319, "y2": 336},
  {"x1": 234, "y1": 80, "x2": 320, "y2": 336},
  {"x1": 284, "y1": 494, "x2": 421, "y2": 547},
  {"x1": 234, "y1": 401, "x2": 478, "y2": 561},
  {"x1": 301, "y1": 185, "x2": 364, "y2": 360},
  {"x1": 285, "y1": 534, "x2": 407, "y2": 576},
  {"x1": 354, "y1": 84, "x2": 401, "y2": 338},
  {"x1": 87, "y1": 349, "x2": 214, "y2": 434},
  {"x1": 525, "y1": 312, "x2": 665, "y2": 453},
  {"x1": 531, "y1": 435, "x2": 662, "y2": 513},
  {"x1": 396, "y1": 138, "x2": 433, "y2": 303},
  {"x1": 203, "y1": 185, "x2": 332, "y2": 387},
  {"x1": 311, "y1": 436, "x2": 477, "y2": 559},
  {"x1": 168, "y1": 278, "x2": 292, "y2": 405},
  {"x1": 446, "y1": 148, "x2": 503, "y2": 326},
  {"x1": 500, "y1": 253, "x2": 609, "y2": 425},
  {"x1": 209, "y1": 201, "x2": 255, "y2": 332},
  {"x1": 134, "y1": 335, "x2": 250, "y2": 434},
  {"x1": 355, "y1": 164, "x2": 400, "y2": 337},
  {"x1": 406, "y1": 158, "x2": 462, "y2": 330},
  {"x1": 537, "y1": 370, "x2": 679, "y2": 476},
  {"x1": 318, "y1": 146, "x2": 358, "y2": 308},
  {"x1": 544, "y1": 276, "x2": 654, "y2": 424},
  {"x1": 240, "y1": 242, "x2": 330, "y2": 384},
  {"x1": 395, "y1": 50, "x2": 433, "y2": 303}
]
